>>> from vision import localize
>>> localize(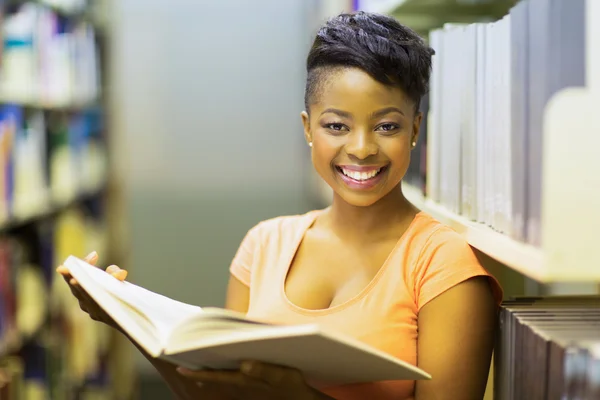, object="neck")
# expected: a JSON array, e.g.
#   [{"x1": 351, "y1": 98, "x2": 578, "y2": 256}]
[{"x1": 325, "y1": 184, "x2": 416, "y2": 240}]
